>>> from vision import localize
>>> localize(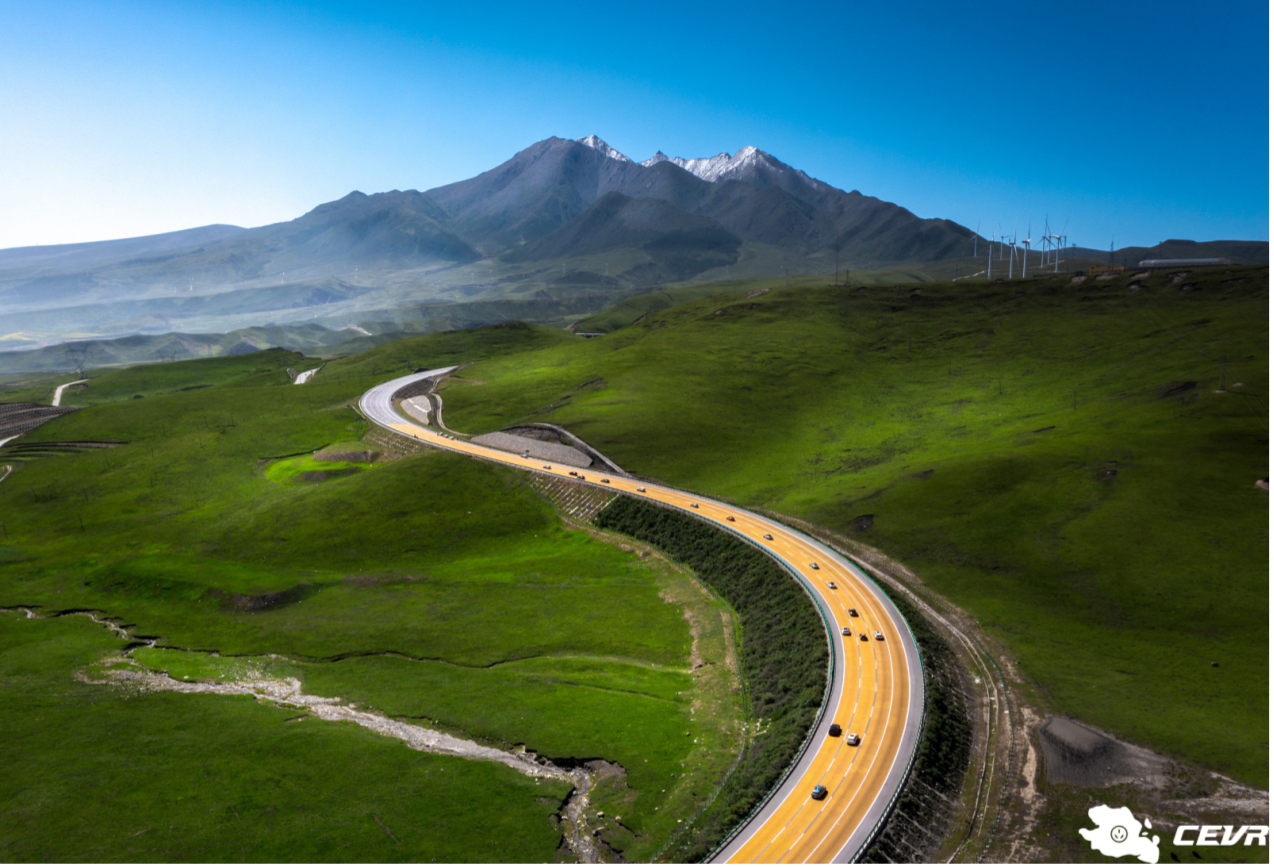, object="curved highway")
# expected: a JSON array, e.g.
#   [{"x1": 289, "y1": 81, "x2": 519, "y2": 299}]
[{"x1": 360, "y1": 369, "x2": 925, "y2": 863}]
